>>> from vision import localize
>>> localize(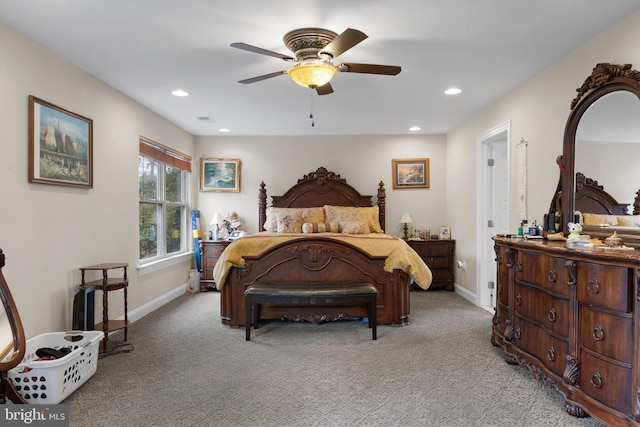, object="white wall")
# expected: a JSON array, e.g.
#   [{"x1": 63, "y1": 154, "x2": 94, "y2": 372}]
[
  {"x1": 0, "y1": 21, "x2": 195, "y2": 338},
  {"x1": 194, "y1": 134, "x2": 448, "y2": 238},
  {"x1": 446, "y1": 9, "x2": 640, "y2": 296}
]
